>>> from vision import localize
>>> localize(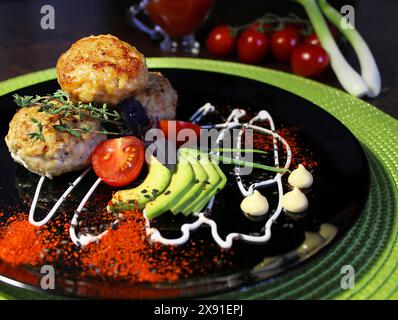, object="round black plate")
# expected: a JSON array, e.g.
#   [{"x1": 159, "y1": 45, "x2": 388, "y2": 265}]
[{"x1": 0, "y1": 69, "x2": 369, "y2": 299}]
